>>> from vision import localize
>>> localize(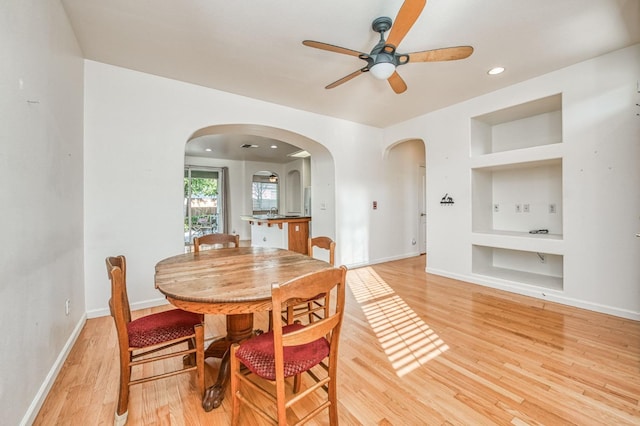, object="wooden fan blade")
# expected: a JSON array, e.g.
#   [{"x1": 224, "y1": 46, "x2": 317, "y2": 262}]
[
  {"x1": 326, "y1": 68, "x2": 368, "y2": 89},
  {"x1": 385, "y1": 0, "x2": 427, "y2": 49},
  {"x1": 408, "y1": 46, "x2": 474, "y2": 62},
  {"x1": 303, "y1": 40, "x2": 367, "y2": 58},
  {"x1": 388, "y1": 71, "x2": 407, "y2": 94}
]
